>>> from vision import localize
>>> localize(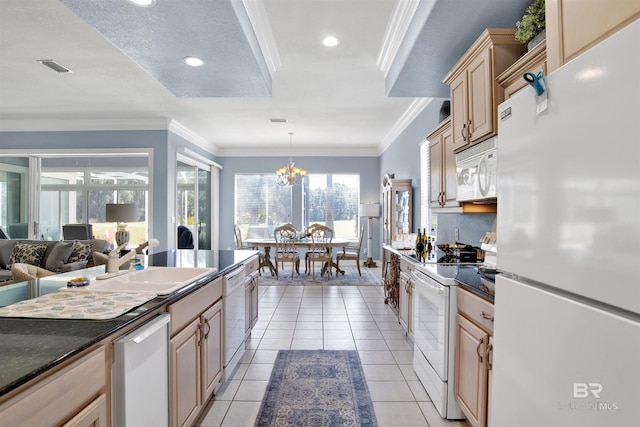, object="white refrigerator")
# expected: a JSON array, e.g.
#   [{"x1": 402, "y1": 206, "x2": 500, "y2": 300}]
[{"x1": 491, "y1": 19, "x2": 640, "y2": 427}]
